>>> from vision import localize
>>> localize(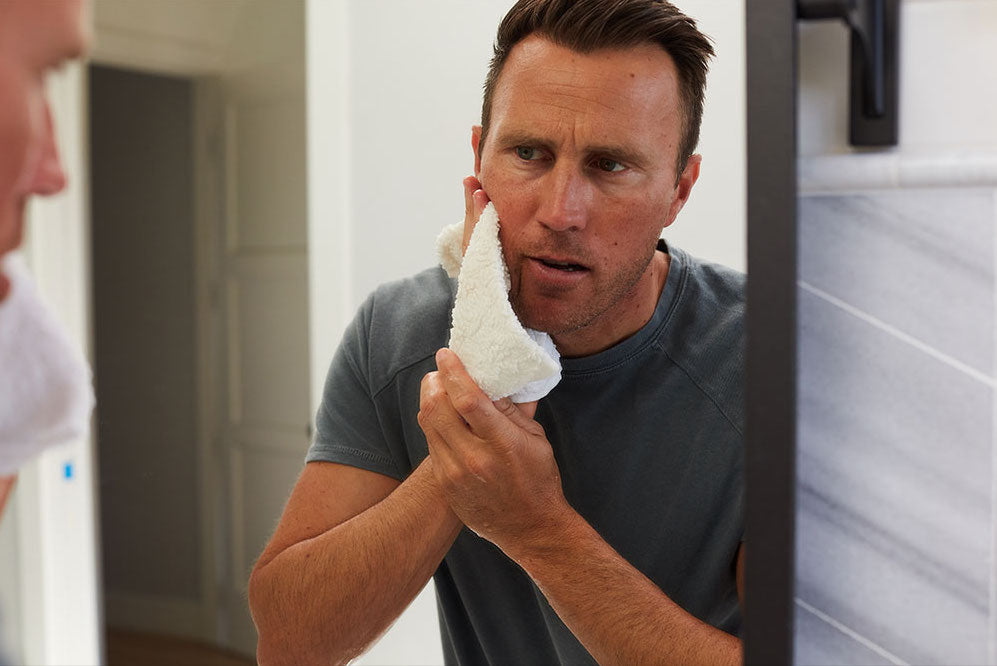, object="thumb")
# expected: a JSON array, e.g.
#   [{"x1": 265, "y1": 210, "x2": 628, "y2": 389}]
[{"x1": 493, "y1": 398, "x2": 539, "y2": 429}]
